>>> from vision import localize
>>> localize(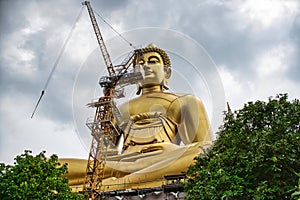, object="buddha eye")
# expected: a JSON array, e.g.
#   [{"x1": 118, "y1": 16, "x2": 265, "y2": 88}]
[
  {"x1": 148, "y1": 56, "x2": 161, "y2": 64},
  {"x1": 138, "y1": 59, "x2": 145, "y2": 65}
]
